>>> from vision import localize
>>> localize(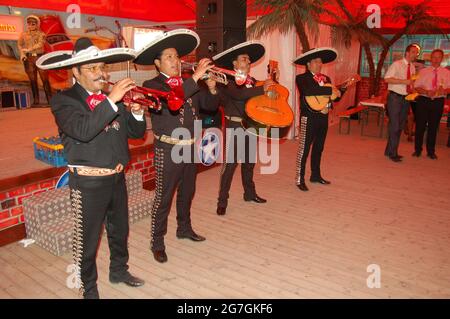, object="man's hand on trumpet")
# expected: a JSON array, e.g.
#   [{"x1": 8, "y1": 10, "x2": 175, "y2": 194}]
[
  {"x1": 108, "y1": 78, "x2": 136, "y2": 103},
  {"x1": 192, "y1": 58, "x2": 215, "y2": 83}
]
